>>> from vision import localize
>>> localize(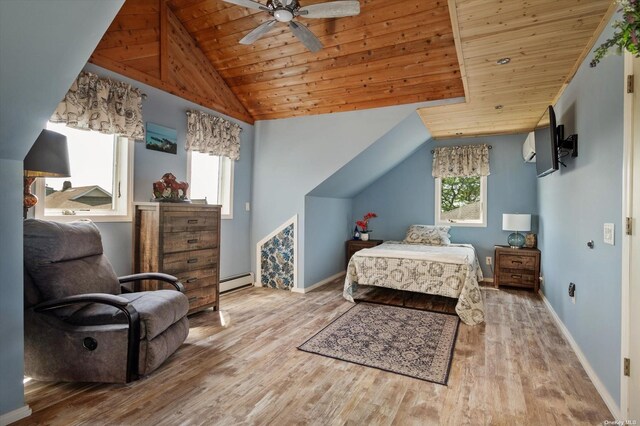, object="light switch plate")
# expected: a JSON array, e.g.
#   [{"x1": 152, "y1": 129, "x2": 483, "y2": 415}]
[
  {"x1": 245, "y1": 202, "x2": 251, "y2": 211},
  {"x1": 604, "y1": 223, "x2": 615, "y2": 245}
]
